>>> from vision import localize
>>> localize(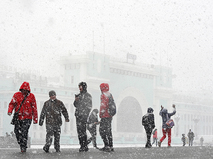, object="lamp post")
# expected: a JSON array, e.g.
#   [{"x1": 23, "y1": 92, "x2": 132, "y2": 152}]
[
  {"x1": 174, "y1": 115, "x2": 180, "y2": 137},
  {"x1": 193, "y1": 116, "x2": 200, "y2": 139}
]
